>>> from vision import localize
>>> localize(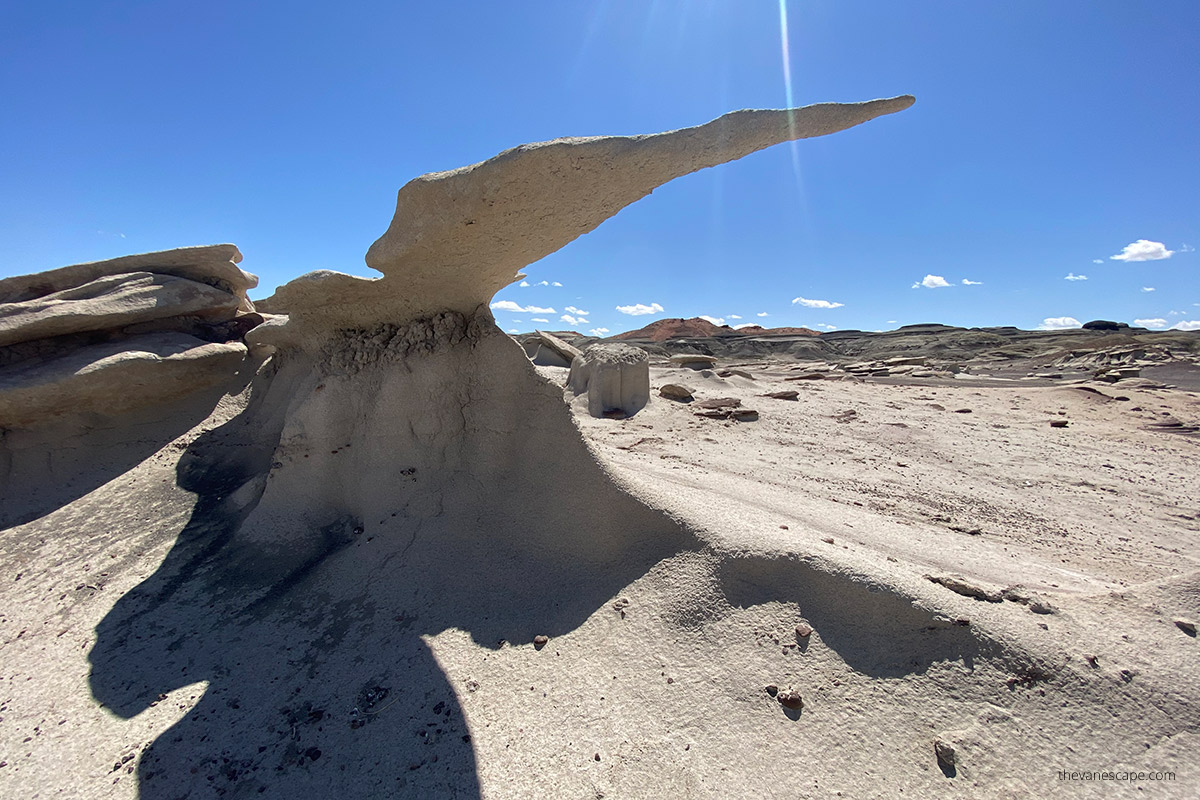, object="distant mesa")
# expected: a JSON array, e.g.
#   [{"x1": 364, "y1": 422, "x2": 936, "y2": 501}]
[
  {"x1": 1082, "y1": 320, "x2": 1132, "y2": 332},
  {"x1": 612, "y1": 317, "x2": 820, "y2": 342}
]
